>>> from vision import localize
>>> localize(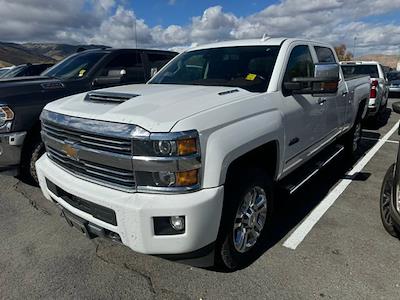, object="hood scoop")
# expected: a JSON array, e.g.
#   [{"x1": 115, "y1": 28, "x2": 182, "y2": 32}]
[{"x1": 85, "y1": 91, "x2": 141, "y2": 103}]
